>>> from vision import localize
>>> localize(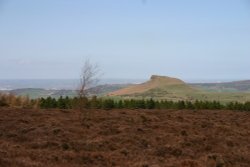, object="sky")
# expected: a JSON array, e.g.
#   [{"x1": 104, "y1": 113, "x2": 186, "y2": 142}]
[{"x1": 0, "y1": 0, "x2": 250, "y2": 81}]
